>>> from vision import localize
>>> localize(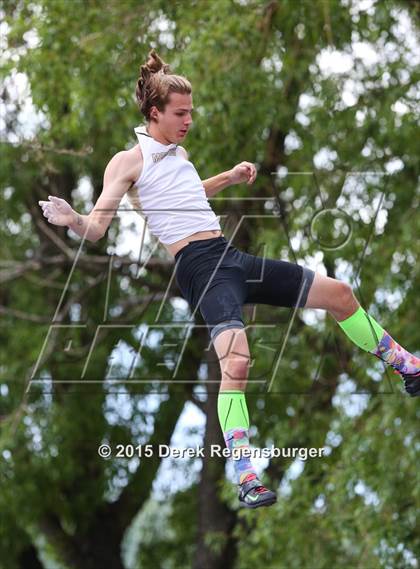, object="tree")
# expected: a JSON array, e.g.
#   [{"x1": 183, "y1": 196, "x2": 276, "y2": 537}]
[{"x1": 1, "y1": 0, "x2": 419, "y2": 567}]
